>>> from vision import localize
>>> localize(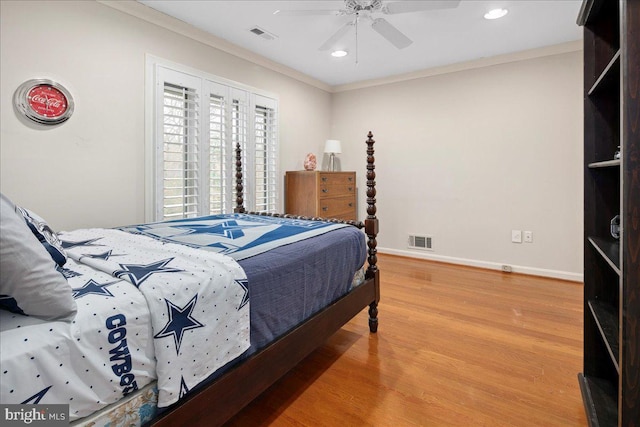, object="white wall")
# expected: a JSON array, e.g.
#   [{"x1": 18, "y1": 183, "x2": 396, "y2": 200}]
[
  {"x1": 0, "y1": 1, "x2": 583, "y2": 280},
  {"x1": 0, "y1": 0, "x2": 331, "y2": 230},
  {"x1": 331, "y1": 51, "x2": 584, "y2": 279}
]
